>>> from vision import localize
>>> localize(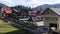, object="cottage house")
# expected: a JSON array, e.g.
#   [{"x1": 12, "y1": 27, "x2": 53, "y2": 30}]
[
  {"x1": 41, "y1": 8, "x2": 60, "y2": 31},
  {"x1": 29, "y1": 10, "x2": 44, "y2": 27},
  {"x1": 30, "y1": 10, "x2": 42, "y2": 22},
  {"x1": 1, "y1": 7, "x2": 12, "y2": 16}
]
